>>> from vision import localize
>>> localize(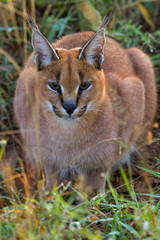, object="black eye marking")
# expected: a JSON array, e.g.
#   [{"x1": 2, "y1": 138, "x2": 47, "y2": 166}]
[
  {"x1": 47, "y1": 82, "x2": 61, "y2": 91},
  {"x1": 79, "y1": 81, "x2": 92, "y2": 91},
  {"x1": 56, "y1": 72, "x2": 60, "y2": 81},
  {"x1": 79, "y1": 72, "x2": 84, "y2": 82}
]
